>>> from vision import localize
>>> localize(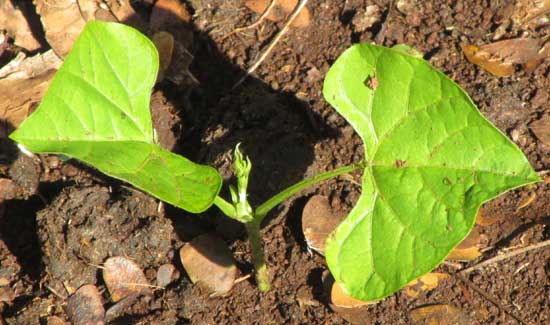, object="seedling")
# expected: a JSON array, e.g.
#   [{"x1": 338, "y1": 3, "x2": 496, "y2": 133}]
[{"x1": 10, "y1": 22, "x2": 540, "y2": 301}]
